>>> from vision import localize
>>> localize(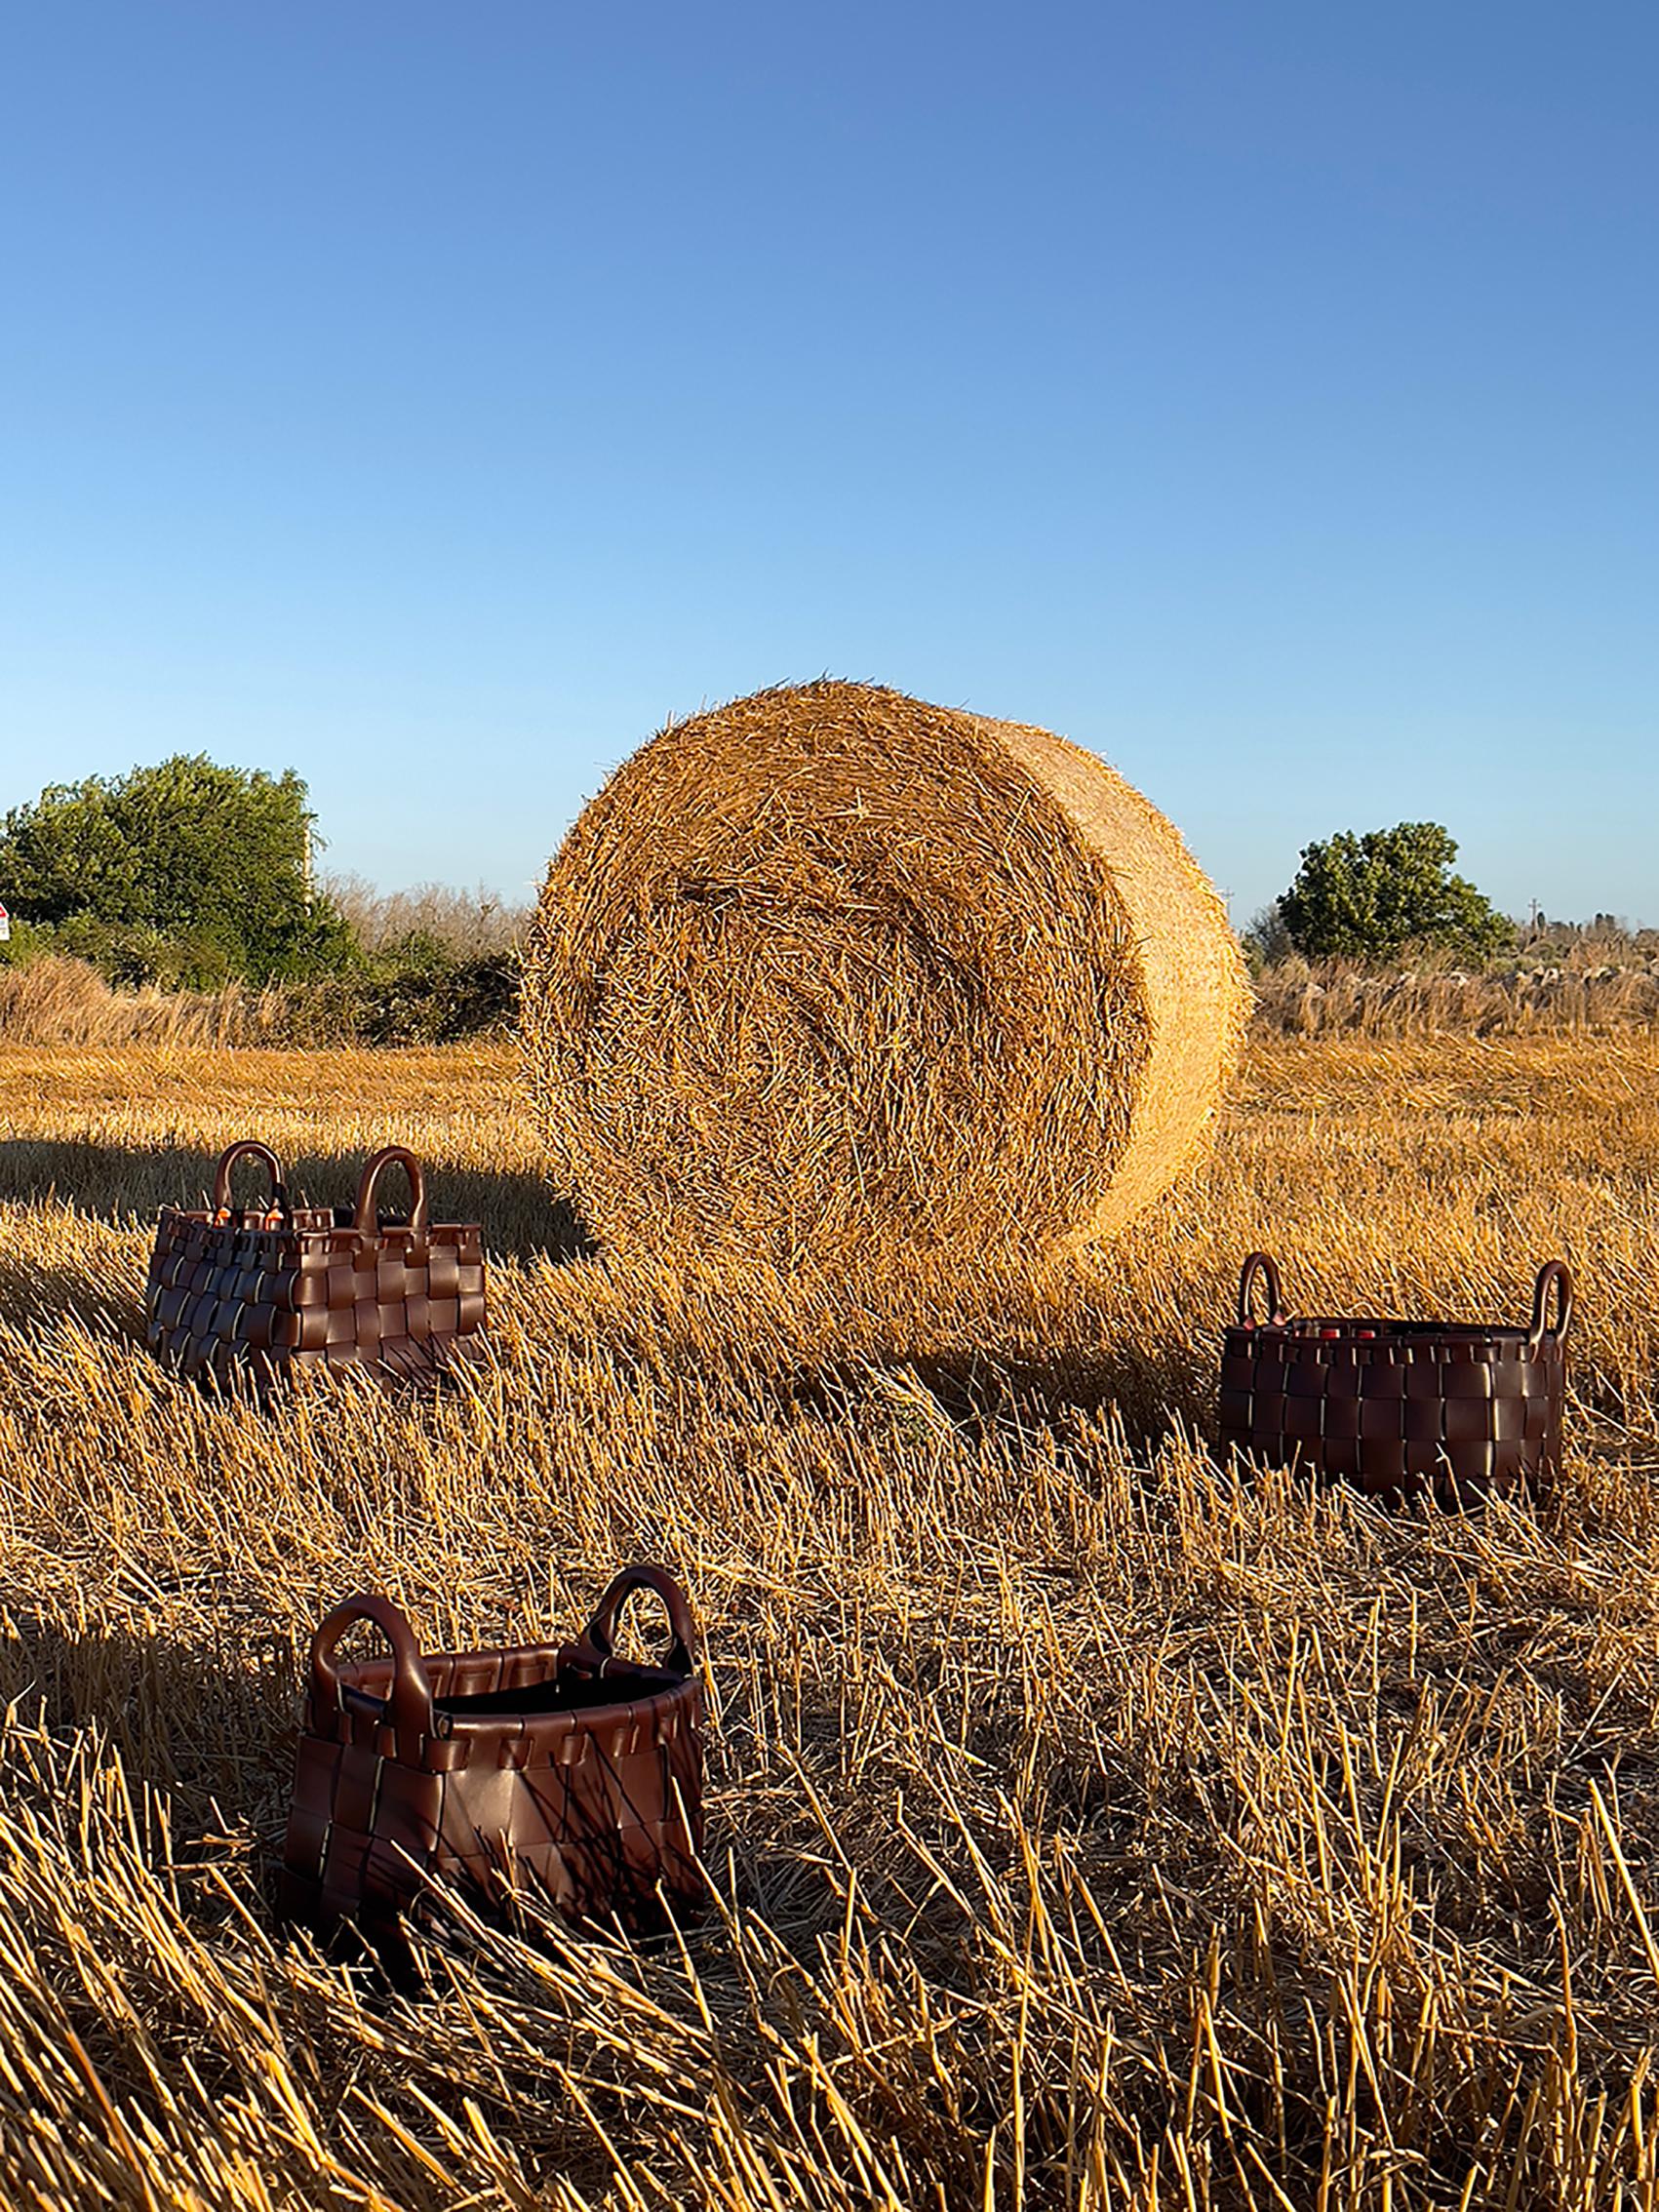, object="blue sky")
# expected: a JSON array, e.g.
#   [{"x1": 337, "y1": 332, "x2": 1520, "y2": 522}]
[{"x1": 1, "y1": 2, "x2": 1653, "y2": 926}]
